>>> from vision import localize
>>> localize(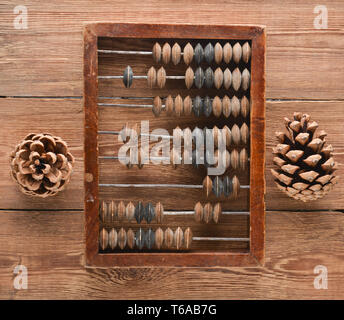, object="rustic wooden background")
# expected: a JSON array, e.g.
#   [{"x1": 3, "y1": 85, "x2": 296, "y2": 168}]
[{"x1": 0, "y1": 0, "x2": 343, "y2": 299}]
